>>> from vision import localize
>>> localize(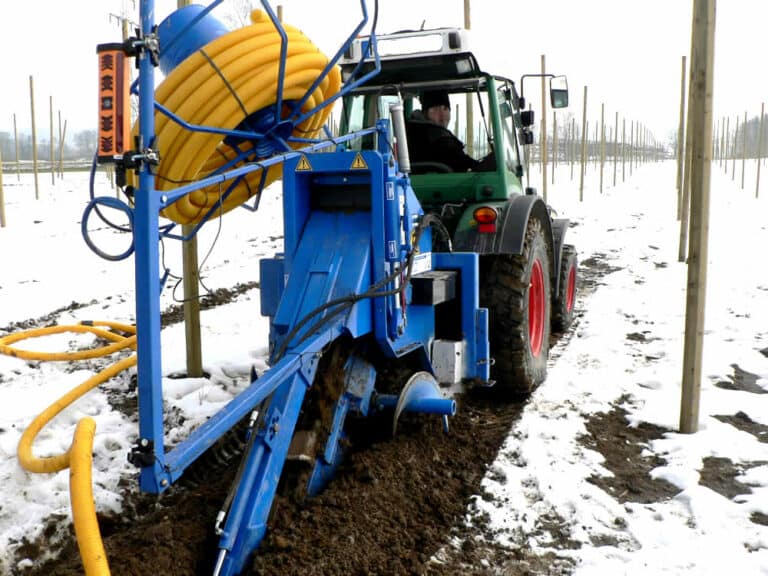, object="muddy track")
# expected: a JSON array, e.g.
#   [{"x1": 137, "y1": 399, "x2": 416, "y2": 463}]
[{"x1": 15, "y1": 254, "x2": 620, "y2": 576}]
